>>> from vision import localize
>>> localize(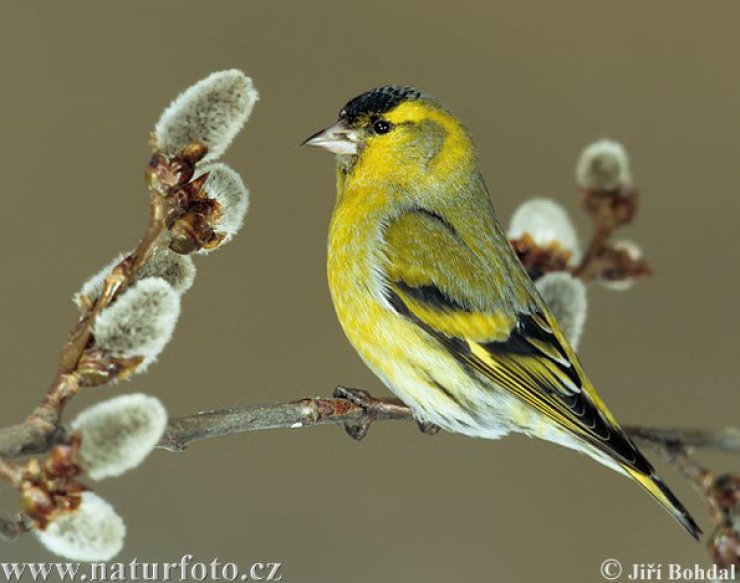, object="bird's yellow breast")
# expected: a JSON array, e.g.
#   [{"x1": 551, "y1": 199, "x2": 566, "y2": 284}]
[
  {"x1": 327, "y1": 177, "x2": 494, "y2": 424},
  {"x1": 327, "y1": 184, "x2": 395, "y2": 370}
]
